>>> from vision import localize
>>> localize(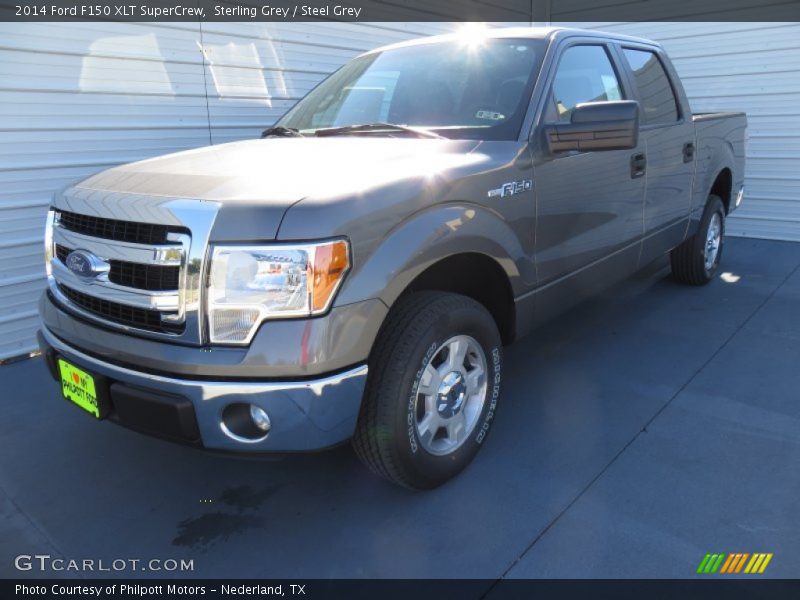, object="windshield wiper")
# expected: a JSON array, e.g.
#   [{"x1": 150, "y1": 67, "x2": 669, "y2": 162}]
[
  {"x1": 314, "y1": 122, "x2": 445, "y2": 139},
  {"x1": 261, "y1": 126, "x2": 302, "y2": 138}
]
